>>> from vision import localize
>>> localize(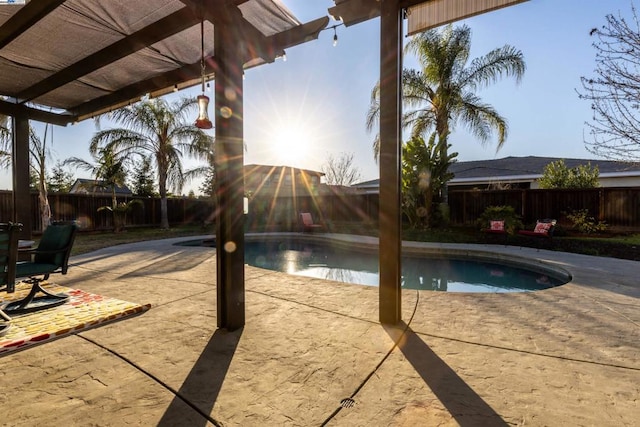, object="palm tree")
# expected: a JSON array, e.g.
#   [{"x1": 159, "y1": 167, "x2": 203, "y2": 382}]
[
  {"x1": 31, "y1": 125, "x2": 53, "y2": 231},
  {"x1": 90, "y1": 97, "x2": 212, "y2": 229},
  {"x1": 0, "y1": 113, "x2": 11, "y2": 169},
  {"x1": 1, "y1": 117, "x2": 55, "y2": 231},
  {"x1": 367, "y1": 24, "x2": 525, "y2": 162}
]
